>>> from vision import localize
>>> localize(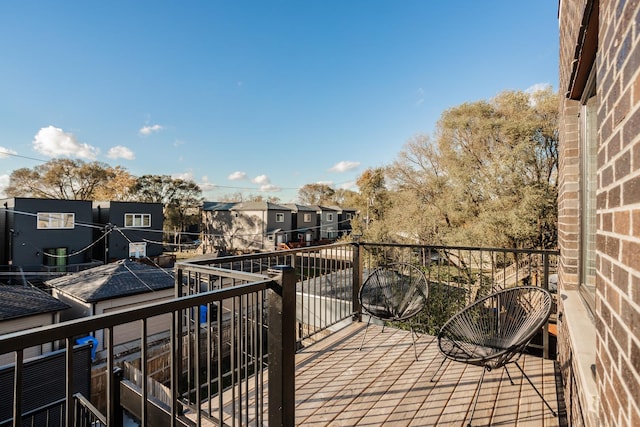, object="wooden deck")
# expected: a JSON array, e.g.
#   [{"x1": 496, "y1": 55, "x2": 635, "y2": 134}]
[{"x1": 201, "y1": 322, "x2": 565, "y2": 426}]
